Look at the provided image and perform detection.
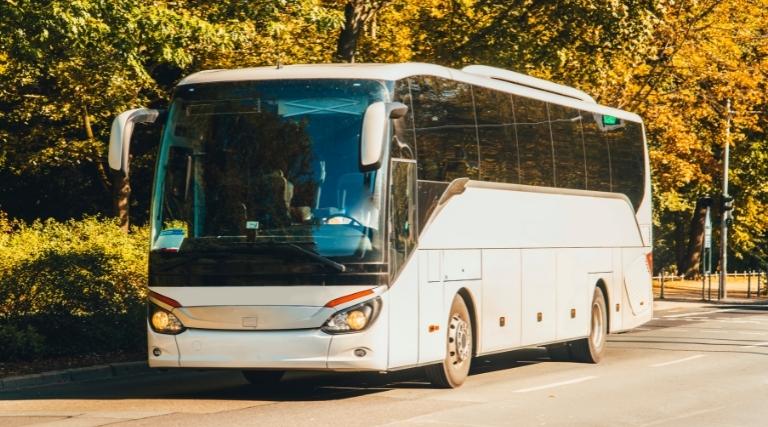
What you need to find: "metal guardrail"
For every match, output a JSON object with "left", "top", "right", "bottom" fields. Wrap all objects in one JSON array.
[{"left": 654, "top": 271, "right": 768, "bottom": 301}]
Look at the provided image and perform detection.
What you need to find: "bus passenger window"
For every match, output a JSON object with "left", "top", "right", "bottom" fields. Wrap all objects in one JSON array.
[
  {"left": 412, "top": 76, "right": 478, "bottom": 182},
  {"left": 610, "top": 121, "right": 645, "bottom": 210},
  {"left": 549, "top": 103, "right": 586, "bottom": 190},
  {"left": 514, "top": 95, "right": 554, "bottom": 187},
  {"left": 474, "top": 86, "right": 519, "bottom": 184}
]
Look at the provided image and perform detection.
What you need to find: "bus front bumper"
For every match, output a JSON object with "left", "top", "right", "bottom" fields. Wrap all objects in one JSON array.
[{"left": 148, "top": 325, "right": 388, "bottom": 372}]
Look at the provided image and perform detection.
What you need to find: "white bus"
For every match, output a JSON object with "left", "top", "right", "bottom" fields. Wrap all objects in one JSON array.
[{"left": 109, "top": 63, "right": 652, "bottom": 388}]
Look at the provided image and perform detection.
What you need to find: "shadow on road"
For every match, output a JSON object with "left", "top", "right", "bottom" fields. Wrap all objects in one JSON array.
[{"left": 0, "top": 349, "right": 549, "bottom": 402}]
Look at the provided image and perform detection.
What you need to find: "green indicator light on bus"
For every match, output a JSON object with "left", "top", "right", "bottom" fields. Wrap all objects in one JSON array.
[{"left": 602, "top": 115, "right": 619, "bottom": 126}]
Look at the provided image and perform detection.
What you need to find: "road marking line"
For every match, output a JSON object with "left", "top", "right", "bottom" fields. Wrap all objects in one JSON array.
[
  {"left": 640, "top": 405, "right": 726, "bottom": 427},
  {"left": 714, "top": 319, "right": 762, "bottom": 324},
  {"left": 739, "top": 331, "right": 765, "bottom": 335},
  {"left": 702, "top": 329, "right": 727, "bottom": 333},
  {"left": 650, "top": 354, "right": 705, "bottom": 368},
  {"left": 741, "top": 341, "right": 768, "bottom": 349},
  {"left": 513, "top": 376, "right": 597, "bottom": 393},
  {"left": 663, "top": 309, "right": 733, "bottom": 318}
]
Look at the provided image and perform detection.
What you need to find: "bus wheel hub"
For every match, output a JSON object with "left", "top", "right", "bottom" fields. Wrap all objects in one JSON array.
[{"left": 448, "top": 314, "right": 470, "bottom": 364}]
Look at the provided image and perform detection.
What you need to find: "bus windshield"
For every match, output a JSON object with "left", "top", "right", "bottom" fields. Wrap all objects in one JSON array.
[{"left": 151, "top": 79, "right": 389, "bottom": 265}]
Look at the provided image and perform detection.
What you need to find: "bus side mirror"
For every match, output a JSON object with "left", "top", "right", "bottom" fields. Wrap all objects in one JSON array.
[
  {"left": 360, "top": 102, "right": 408, "bottom": 171},
  {"left": 108, "top": 108, "right": 161, "bottom": 174}
]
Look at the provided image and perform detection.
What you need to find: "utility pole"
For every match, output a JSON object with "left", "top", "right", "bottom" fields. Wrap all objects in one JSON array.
[{"left": 719, "top": 99, "right": 732, "bottom": 299}]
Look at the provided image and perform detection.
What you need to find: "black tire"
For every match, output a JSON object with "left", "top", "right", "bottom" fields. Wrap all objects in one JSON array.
[
  {"left": 425, "top": 294, "right": 473, "bottom": 388},
  {"left": 570, "top": 287, "right": 608, "bottom": 363},
  {"left": 241, "top": 370, "right": 284, "bottom": 386},
  {"left": 546, "top": 343, "right": 572, "bottom": 361}
]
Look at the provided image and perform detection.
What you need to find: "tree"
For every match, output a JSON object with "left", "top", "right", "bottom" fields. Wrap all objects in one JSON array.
[
  {"left": 334, "top": 0, "right": 390, "bottom": 62},
  {"left": 0, "top": 0, "right": 234, "bottom": 230}
]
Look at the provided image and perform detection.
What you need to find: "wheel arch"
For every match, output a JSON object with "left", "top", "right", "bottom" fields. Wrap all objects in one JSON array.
[
  {"left": 595, "top": 278, "right": 610, "bottom": 333},
  {"left": 456, "top": 287, "right": 479, "bottom": 357}
]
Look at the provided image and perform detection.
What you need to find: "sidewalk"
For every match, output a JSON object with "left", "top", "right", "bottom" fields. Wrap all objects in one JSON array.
[{"left": 0, "top": 361, "right": 151, "bottom": 392}]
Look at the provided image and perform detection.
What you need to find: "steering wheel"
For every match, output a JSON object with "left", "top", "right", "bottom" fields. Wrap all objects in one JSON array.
[{"left": 324, "top": 213, "right": 365, "bottom": 229}]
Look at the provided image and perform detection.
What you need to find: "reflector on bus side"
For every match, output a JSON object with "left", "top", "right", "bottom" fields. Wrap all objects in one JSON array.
[{"left": 646, "top": 252, "right": 653, "bottom": 275}]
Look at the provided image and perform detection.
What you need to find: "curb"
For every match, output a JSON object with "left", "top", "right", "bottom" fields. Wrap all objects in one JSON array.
[
  {"left": 655, "top": 297, "right": 768, "bottom": 306},
  {"left": 0, "top": 361, "right": 153, "bottom": 392}
]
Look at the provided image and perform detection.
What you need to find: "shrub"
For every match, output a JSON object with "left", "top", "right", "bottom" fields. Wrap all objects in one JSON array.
[
  {"left": 0, "top": 324, "right": 45, "bottom": 360},
  {"left": 0, "top": 213, "right": 149, "bottom": 361}
]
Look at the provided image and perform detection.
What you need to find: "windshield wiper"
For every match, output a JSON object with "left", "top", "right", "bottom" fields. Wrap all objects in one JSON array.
[{"left": 284, "top": 243, "right": 346, "bottom": 273}]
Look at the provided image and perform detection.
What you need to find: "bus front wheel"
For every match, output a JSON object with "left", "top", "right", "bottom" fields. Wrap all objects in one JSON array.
[
  {"left": 570, "top": 287, "right": 608, "bottom": 363},
  {"left": 425, "top": 294, "right": 473, "bottom": 388}
]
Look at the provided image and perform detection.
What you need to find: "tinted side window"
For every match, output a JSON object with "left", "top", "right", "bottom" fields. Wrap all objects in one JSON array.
[
  {"left": 390, "top": 160, "right": 417, "bottom": 277},
  {"left": 412, "top": 76, "right": 478, "bottom": 182},
  {"left": 610, "top": 121, "right": 645, "bottom": 210},
  {"left": 474, "top": 86, "right": 520, "bottom": 183},
  {"left": 514, "top": 96, "right": 554, "bottom": 186},
  {"left": 391, "top": 79, "right": 416, "bottom": 160},
  {"left": 417, "top": 180, "right": 448, "bottom": 234},
  {"left": 549, "top": 103, "right": 586, "bottom": 189},
  {"left": 581, "top": 111, "right": 612, "bottom": 192}
]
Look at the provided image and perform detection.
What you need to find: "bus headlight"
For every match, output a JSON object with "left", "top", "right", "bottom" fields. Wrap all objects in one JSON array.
[
  {"left": 322, "top": 297, "right": 381, "bottom": 334},
  {"left": 148, "top": 303, "right": 185, "bottom": 335}
]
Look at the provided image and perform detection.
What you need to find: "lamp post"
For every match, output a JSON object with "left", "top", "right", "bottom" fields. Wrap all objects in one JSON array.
[{"left": 719, "top": 99, "right": 731, "bottom": 299}]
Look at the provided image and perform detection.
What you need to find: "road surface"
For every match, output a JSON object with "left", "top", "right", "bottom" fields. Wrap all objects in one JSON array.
[{"left": 2, "top": 301, "right": 768, "bottom": 427}]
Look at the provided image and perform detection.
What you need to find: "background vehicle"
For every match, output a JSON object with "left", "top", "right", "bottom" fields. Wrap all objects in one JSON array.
[{"left": 108, "top": 63, "right": 652, "bottom": 388}]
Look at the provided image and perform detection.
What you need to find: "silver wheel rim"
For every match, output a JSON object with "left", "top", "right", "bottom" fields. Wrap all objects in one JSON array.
[
  {"left": 448, "top": 314, "right": 471, "bottom": 366},
  {"left": 590, "top": 299, "right": 605, "bottom": 349}
]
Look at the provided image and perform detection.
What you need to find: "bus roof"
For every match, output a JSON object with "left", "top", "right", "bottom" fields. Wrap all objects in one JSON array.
[{"left": 177, "top": 63, "right": 642, "bottom": 123}]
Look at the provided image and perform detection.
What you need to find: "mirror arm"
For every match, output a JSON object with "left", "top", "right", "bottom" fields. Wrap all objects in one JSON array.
[{"left": 387, "top": 102, "right": 408, "bottom": 119}]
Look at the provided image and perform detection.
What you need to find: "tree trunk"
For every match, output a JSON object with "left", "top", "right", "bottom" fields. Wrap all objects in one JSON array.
[
  {"left": 85, "top": 105, "right": 129, "bottom": 232},
  {"left": 677, "top": 198, "right": 709, "bottom": 278},
  {"left": 335, "top": 1, "right": 387, "bottom": 62},
  {"left": 83, "top": 106, "right": 94, "bottom": 140},
  {"left": 84, "top": 106, "right": 114, "bottom": 195}
]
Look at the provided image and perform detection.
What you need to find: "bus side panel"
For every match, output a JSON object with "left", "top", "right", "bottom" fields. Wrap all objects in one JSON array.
[
  {"left": 387, "top": 255, "right": 419, "bottom": 369},
  {"left": 573, "top": 248, "right": 615, "bottom": 332},
  {"left": 480, "top": 249, "right": 522, "bottom": 353},
  {"left": 620, "top": 247, "right": 653, "bottom": 331},
  {"left": 520, "top": 249, "right": 557, "bottom": 346},
  {"left": 419, "top": 186, "right": 642, "bottom": 251},
  {"left": 555, "top": 249, "right": 590, "bottom": 341},
  {"left": 610, "top": 248, "right": 624, "bottom": 332},
  {"left": 418, "top": 250, "right": 446, "bottom": 364}
]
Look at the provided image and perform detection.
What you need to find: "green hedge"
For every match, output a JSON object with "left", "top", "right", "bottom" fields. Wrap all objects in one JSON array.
[{"left": 0, "top": 212, "right": 149, "bottom": 361}]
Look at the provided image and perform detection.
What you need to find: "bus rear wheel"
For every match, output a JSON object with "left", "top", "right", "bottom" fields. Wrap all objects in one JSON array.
[
  {"left": 570, "top": 287, "right": 608, "bottom": 363},
  {"left": 425, "top": 294, "right": 473, "bottom": 388},
  {"left": 241, "top": 370, "right": 284, "bottom": 386}
]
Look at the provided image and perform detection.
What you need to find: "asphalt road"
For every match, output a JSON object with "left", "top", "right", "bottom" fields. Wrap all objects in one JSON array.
[{"left": 2, "top": 300, "right": 768, "bottom": 427}]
